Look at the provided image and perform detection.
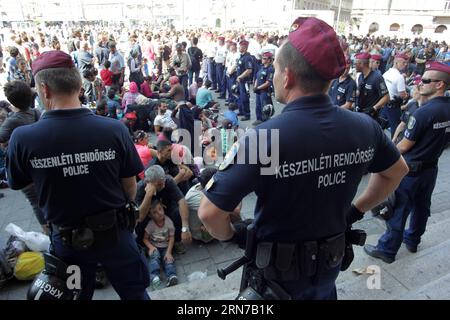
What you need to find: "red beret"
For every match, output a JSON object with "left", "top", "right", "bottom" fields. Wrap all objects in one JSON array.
[
  {"left": 262, "top": 51, "right": 274, "bottom": 59},
  {"left": 425, "top": 61, "right": 450, "bottom": 74},
  {"left": 32, "top": 50, "right": 75, "bottom": 76},
  {"left": 218, "top": 36, "right": 225, "bottom": 41},
  {"left": 370, "top": 54, "right": 382, "bottom": 61},
  {"left": 240, "top": 40, "right": 249, "bottom": 47},
  {"left": 395, "top": 53, "right": 409, "bottom": 60},
  {"left": 288, "top": 17, "right": 345, "bottom": 80},
  {"left": 355, "top": 52, "right": 371, "bottom": 60}
]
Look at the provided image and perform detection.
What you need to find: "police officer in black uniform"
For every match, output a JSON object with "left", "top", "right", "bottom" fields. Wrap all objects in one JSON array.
[
  {"left": 198, "top": 17, "right": 409, "bottom": 300},
  {"left": 6, "top": 51, "right": 150, "bottom": 300},
  {"left": 328, "top": 58, "right": 356, "bottom": 110},
  {"left": 355, "top": 52, "right": 390, "bottom": 120},
  {"left": 365, "top": 61, "right": 450, "bottom": 263},
  {"left": 253, "top": 51, "right": 275, "bottom": 126},
  {"left": 236, "top": 40, "right": 254, "bottom": 122}
]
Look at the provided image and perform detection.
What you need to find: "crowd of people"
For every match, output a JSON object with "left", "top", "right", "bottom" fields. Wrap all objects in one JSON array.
[{"left": 0, "top": 20, "right": 449, "bottom": 299}]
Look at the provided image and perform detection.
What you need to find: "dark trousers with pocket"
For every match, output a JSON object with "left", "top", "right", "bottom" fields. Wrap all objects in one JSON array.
[{"left": 51, "top": 228, "right": 150, "bottom": 300}]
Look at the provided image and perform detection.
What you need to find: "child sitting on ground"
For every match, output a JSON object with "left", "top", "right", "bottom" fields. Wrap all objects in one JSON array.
[{"left": 143, "top": 198, "right": 178, "bottom": 289}]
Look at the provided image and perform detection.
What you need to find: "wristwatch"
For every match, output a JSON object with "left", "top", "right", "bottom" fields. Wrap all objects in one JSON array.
[{"left": 181, "top": 227, "right": 190, "bottom": 233}]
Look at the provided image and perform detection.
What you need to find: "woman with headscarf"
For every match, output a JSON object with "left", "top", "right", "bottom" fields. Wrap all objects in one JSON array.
[{"left": 121, "top": 82, "right": 140, "bottom": 112}]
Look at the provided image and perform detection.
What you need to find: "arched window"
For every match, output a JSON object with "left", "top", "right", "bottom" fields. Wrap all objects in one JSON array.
[
  {"left": 411, "top": 24, "right": 423, "bottom": 34},
  {"left": 369, "top": 22, "right": 379, "bottom": 34},
  {"left": 435, "top": 25, "right": 447, "bottom": 33},
  {"left": 389, "top": 23, "right": 400, "bottom": 31}
]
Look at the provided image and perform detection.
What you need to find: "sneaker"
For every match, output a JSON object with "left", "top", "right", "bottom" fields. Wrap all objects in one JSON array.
[
  {"left": 0, "top": 180, "right": 8, "bottom": 189},
  {"left": 167, "top": 275, "right": 178, "bottom": 287},
  {"left": 151, "top": 276, "right": 161, "bottom": 290},
  {"left": 173, "top": 242, "right": 186, "bottom": 255},
  {"left": 240, "top": 116, "right": 250, "bottom": 121},
  {"left": 252, "top": 120, "right": 263, "bottom": 126}
]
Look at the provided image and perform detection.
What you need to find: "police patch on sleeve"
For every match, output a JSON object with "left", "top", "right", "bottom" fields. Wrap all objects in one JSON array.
[
  {"left": 205, "top": 176, "right": 215, "bottom": 191},
  {"left": 407, "top": 116, "right": 416, "bottom": 130},
  {"left": 219, "top": 142, "right": 240, "bottom": 171},
  {"left": 290, "top": 23, "right": 299, "bottom": 33}
]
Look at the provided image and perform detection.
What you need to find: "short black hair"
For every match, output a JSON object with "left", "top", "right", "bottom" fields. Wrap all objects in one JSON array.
[
  {"left": 9, "top": 47, "right": 19, "bottom": 57},
  {"left": 156, "top": 139, "right": 172, "bottom": 151},
  {"left": 104, "top": 60, "right": 111, "bottom": 69},
  {"left": 3, "top": 81, "right": 33, "bottom": 111},
  {"left": 96, "top": 98, "right": 108, "bottom": 110},
  {"left": 107, "top": 88, "right": 116, "bottom": 99},
  {"left": 196, "top": 77, "right": 203, "bottom": 84},
  {"left": 83, "top": 70, "right": 94, "bottom": 79},
  {"left": 192, "top": 37, "right": 199, "bottom": 45},
  {"left": 204, "top": 79, "right": 212, "bottom": 88},
  {"left": 150, "top": 198, "right": 163, "bottom": 211}
]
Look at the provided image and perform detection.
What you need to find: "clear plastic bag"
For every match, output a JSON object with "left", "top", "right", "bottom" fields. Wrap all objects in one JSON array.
[{"left": 5, "top": 223, "right": 50, "bottom": 252}]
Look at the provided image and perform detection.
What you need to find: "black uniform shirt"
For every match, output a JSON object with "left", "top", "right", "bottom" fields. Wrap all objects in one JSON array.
[
  {"left": 357, "top": 71, "right": 389, "bottom": 111},
  {"left": 404, "top": 96, "right": 450, "bottom": 163},
  {"left": 204, "top": 95, "right": 400, "bottom": 242},
  {"left": 6, "top": 108, "right": 143, "bottom": 226}
]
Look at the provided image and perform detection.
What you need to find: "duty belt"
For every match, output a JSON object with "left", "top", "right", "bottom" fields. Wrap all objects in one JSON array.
[
  {"left": 255, "top": 233, "right": 346, "bottom": 282},
  {"left": 51, "top": 205, "right": 137, "bottom": 251},
  {"left": 407, "top": 160, "right": 438, "bottom": 176}
]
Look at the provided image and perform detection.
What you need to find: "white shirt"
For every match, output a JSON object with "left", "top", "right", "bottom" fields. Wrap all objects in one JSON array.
[
  {"left": 206, "top": 42, "right": 217, "bottom": 58},
  {"left": 383, "top": 68, "right": 406, "bottom": 100},
  {"left": 248, "top": 39, "right": 261, "bottom": 60},
  {"left": 154, "top": 110, "right": 178, "bottom": 130},
  {"left": 215, "top": 44, "right": 227, "bottom": 64},
  {"left": 226, "top": 51, "right": 241, "bottom": 72}
]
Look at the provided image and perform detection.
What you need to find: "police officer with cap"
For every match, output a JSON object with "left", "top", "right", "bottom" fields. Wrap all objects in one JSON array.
[
  {"left": 328, "top": 58, "right": 357, "bottom": 110},
  {"left": 6, "top": 51, "right": 150, "bottom": 300},
  {"left": 370, "top": 54, "right": 383, "bottom": 76},
  {"left": 253, "top": 51, "right": 275, "bottom": 125},
  {"left": 364, "top": 61, "right": 450, "bottom": 263},
  {"left": 355, "top": 52, "right": 390, "bottom": 119},
  {"left": 236, "top": 40, "right": 254, "bottom": 121},
  {"left": 198, "top": 17, "right": 408, "bottom": 300}
]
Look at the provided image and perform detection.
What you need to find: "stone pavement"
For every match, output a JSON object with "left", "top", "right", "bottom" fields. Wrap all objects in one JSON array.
[{"left": 1, "top": 81, "right": 450, "bottom": 299}]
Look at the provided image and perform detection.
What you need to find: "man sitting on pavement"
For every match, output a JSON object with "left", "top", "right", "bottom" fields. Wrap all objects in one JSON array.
[{"left": 136, "top": 165, "right": 192, "bottom": 255}]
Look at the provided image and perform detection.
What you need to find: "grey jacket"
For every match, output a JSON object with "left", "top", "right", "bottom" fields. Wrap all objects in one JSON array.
[{"left": 0, "top": 109, "right": 41, "bottom": 143}]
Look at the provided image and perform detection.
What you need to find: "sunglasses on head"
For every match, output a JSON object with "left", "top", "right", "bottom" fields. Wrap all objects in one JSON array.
[{"left": 421, "top": 78, "right": 443, "bottom": 84}]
